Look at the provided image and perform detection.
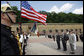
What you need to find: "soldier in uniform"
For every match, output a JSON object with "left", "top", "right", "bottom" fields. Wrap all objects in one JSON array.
[{"left": 1, "top": 4, "right": 20, "bottom": 55}]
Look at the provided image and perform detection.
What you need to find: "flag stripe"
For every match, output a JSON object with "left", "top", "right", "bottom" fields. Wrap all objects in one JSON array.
[
  {"left": 21, "top": 12, "right": 45, "bottom": 21},
  {"left": 22, "top": 7, "right": 47, "bottom": 20},
  {"left": 31, "top": 7, "right": 47, "bottom": 19},
  {"left": 30, "top": 7, "right": 47, "bottom": 19},
  {"left": 21, "top": 14, "right": 46, "bottom": 25},
  {"left": 21, "top": 10, "right": 38, "bottom": 17},
  {"left": 21, "top": 14, "right": 46, "bottom": 22},
  {"left": 21, "top": 7, "right": 36, "bottom": 16},
  {"left": 21, "top": 11, "right": 46, "bottom": 21},
  {"left": 21, "top": 16, "right": 46, "bottom": 25},
  {"left": 21, "top": 7, "right": 46, "bottom": 21}
]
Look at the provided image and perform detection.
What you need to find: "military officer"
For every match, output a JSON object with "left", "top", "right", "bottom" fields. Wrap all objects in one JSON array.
[{"left": 1, "top": 4, "right": 20, "bottom": 55}]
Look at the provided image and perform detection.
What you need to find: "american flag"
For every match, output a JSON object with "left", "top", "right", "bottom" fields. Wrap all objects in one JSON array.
[{"left": 21, "top": 1, "right": 47, "bottom": 25}]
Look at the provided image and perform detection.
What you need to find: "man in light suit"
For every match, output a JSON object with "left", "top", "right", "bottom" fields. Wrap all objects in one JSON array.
[{"left": 68, "top": 30, "right": 76, "bottom": 54}]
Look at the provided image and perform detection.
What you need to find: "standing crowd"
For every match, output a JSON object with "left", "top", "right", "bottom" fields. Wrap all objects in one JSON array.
[{"left": 48, "top": 29, "right": 83, "bottom": 54}]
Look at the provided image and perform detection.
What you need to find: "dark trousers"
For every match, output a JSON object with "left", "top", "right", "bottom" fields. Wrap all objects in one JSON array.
[
  {"left": 23, "top": 45, "right": 26, "bottom": 55},
  {"left": 62, "top": 40, "right": 67, "bottom": 50},
  {"left": 23, "top": 39, "right": 26, "bottom": 55},
  {"left": 76, "top": 35, "right": 79, "bottom": 41},
  {"left": 56, "top": 40, "right": 61, "bottom": 49},
  {"left": 48, "top": 35, "right": 52, "bottom": 38}
]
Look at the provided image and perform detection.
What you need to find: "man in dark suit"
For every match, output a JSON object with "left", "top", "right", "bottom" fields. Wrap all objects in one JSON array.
[
  {"left": 55, "top": 30, "right": 61, "bottom": 50},
  {"left": 75, "top": 29, "right": 79, "bottom": 41},
  {"left": 48, "top": 30, "right": 53, "bottom": 38},
  {"left": 61, "top": 31, "right": 69, "bottom": 51},
  {"left": 80, "top": 32, "right": 83, "bottom": 42}
]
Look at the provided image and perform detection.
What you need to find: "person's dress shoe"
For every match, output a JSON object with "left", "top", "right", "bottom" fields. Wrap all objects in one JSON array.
[
  {"left": 56, "top": 48, "right": 61, "bottom": 50},
  {"left": 70, "top": 51, "right": 75, "bottom": 54},
  {"left": 63, "top": 49, "right": 67, "bottom": 51}
]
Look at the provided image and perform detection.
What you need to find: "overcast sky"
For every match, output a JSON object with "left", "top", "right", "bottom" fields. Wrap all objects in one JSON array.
[{"left": 1, "top": 1, "right": 83, "bottom": 14}]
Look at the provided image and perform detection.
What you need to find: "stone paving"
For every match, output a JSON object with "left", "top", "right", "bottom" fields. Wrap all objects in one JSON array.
[{"left": 25, "top": 36, "right": 83, "bottom": 55}]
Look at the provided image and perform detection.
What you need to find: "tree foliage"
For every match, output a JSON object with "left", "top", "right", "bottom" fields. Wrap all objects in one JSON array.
[{"left": 12, "top": 6, "right": 83, "bottom": 23}]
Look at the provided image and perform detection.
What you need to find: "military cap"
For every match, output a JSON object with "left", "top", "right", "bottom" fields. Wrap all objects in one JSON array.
[{"left": 1, "top": 4, "right": 15, "bottom": 13}]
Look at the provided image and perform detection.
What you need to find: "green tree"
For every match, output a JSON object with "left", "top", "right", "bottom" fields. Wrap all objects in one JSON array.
[{"left": 11, "top": 6, "right": 83, "bottom": 23}]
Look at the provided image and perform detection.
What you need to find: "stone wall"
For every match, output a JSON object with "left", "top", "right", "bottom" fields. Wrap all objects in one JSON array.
[{"left": 11, "top": 23, "right": 83, "bottom": 35}]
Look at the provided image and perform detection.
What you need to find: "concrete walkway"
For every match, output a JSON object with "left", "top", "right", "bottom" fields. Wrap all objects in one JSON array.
[
  {"left": 25, "top": 36, "right": 83, "bottom": 55},
  {"left": 25, "top": 43, "right": 66, "bottom": 55}
]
